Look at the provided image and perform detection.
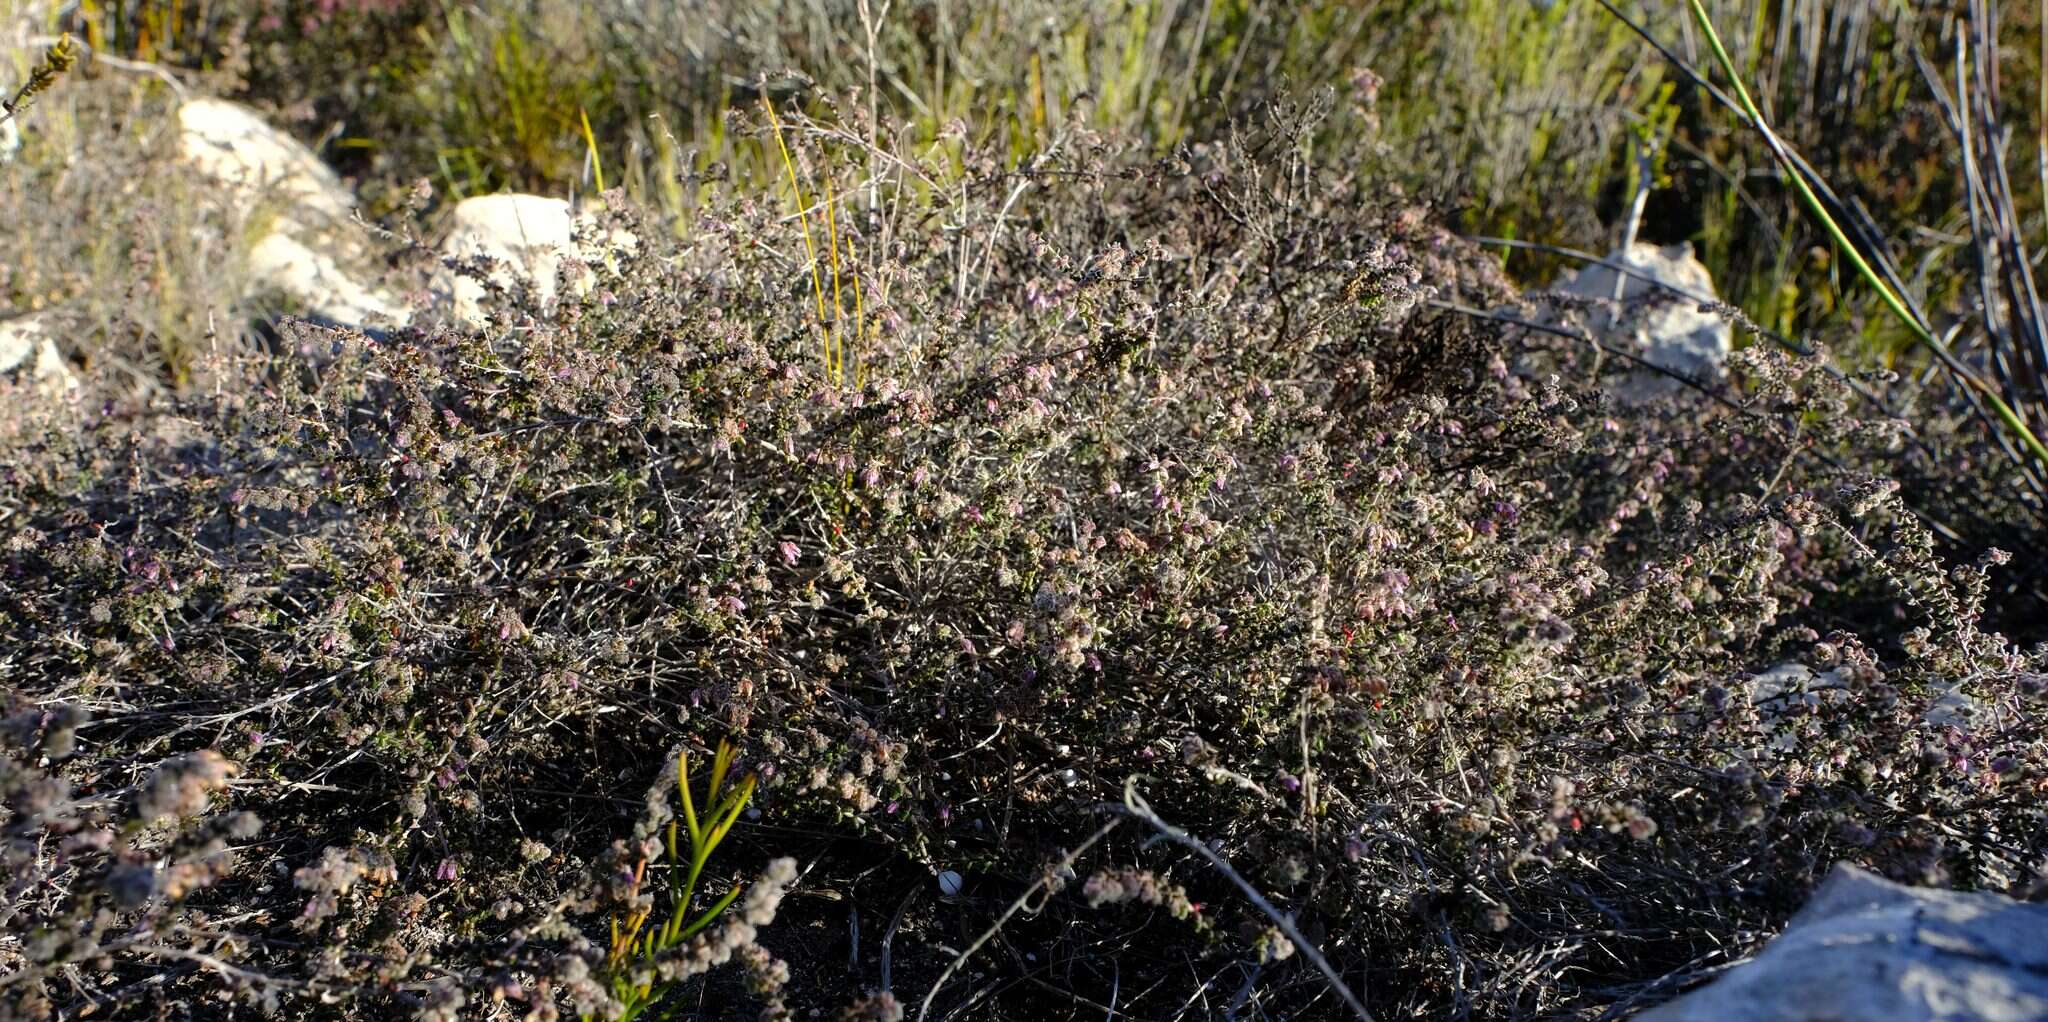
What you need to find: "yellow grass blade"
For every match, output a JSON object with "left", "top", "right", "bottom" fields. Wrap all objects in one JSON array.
[
  {"left": 762, "top": 98, "right": 834, "bottom": 381},
  {"left": 579, "top": 106, "right": 607, "bottom": 193}
]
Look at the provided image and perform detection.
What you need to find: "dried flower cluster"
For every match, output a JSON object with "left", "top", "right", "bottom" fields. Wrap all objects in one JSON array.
[
  {"left": 1083, "top": 867, "right": 1203, "bottom": 925},
  {"left": 1, "top": 34, "right": 77, "bottom": 125}
]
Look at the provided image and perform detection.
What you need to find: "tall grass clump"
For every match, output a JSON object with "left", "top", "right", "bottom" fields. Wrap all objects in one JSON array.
[
  {"left": 5, "top": 96, "right": 2044, "bottom": 1019},
  {"left": 1673, "top": 0, "right": 2048, "bottom": 492},
  {"left": 1594, "top": 0, "right": 2048, "bottom": 631}
]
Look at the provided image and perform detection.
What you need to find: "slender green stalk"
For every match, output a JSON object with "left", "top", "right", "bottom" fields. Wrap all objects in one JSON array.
[
  {"left": 596, "top": 740, "right": 758, "bottom": 1022},
  {"left": 849, "top": 231, "right": 869, "bottom": 390},
  {"left": 824, "top": 168, "right": 847, "bottom": 386}
]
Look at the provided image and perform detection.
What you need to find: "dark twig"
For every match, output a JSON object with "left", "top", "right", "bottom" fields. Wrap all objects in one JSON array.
[
  {"left": 1117, "top": 778, "right": 1374, "bottom": 1022},
  {"left": 917, "top": 817, "right": 1125, "bottom": 1021}
]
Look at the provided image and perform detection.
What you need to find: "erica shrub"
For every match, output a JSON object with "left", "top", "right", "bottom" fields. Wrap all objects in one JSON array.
[{"left": 3, "top": 101, "right": 2042, "bottom": 1019}]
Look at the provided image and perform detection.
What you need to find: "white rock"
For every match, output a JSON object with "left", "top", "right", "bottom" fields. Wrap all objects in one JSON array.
[
  {"left": 1558, "top": 241, "right": 1732, "bottom": 402},
  {"left": 248, "top": 233, "right": 408, "bottom": 330},
  {"left": 176, "top": 99, "right": 405, "bottom": 333},
  {"left": 0, "top": 312, "right": 79, "bottom": 397},
  {"left": 177, "top": 98, "right": 354, "bottom": 227},
  {"left": 436, "top": 193, "right": 636, "bottom": 326},
  {"left": 1638, "top": 863, "right": 2048, "bottom": 1022},
  {"left": 440, "top": 194, "right": 574, "bottom": 319}
]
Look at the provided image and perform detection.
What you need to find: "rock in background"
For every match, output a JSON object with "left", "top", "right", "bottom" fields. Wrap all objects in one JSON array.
[
  {"left": 176, "top": 98, "right": 355, "bottom": 227},
  {"left": 176, "top": 98, "right": 407, "bottom": 332},
  {"left": 10, "top": 92, "right": 624, "bottom": 402},
  {"left": 437, "top": 192, "right": 636, "bottom": 326},
  {"left": 0, "top": 311, "right": 78, "bottom": 396},
  {"left": 1554, "top": 241, "right": 1733, "bottom": 403},
  {"left": 175, "top": 100, "right": 634, "bottom": 336}
]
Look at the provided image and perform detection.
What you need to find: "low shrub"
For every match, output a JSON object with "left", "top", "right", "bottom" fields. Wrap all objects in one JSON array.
[{"left": 3, "top": 103, "right": 2043, "bottom": 1019}]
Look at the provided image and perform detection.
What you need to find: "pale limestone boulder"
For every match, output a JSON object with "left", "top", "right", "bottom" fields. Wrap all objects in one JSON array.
[
  {"left": 176, "top": 98, "right": 406, "bottom": 332},
  {"left": 247, "top": 233, "right": 407, "bottom": 330},
  {"left": 1639, "top": 864, "right": 2048, "bottom": 1022},
  {"left": 436, "top": 193, "right": 635, "bottom": 325},
  {"left": 178, "top": 98, "right": 354, "bottom": 228},
  {"left": 439, "top": 193, "right": 575, "bottom": 323},
  {"left": 0, "top": 312, "right": 79, "bottom": 397},
  {"left": 1558, "top": 241, "right": 1732, "bottom": 402}
]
